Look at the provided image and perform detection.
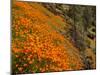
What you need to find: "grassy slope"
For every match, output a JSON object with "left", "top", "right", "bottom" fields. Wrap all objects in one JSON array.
[{"left": 12, "top": 1, "right": 84, "bottom": 73}]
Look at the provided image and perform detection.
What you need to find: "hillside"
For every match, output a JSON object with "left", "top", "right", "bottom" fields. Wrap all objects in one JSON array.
[{"left": 12, "top": 1, "right": 96, "bottom": 74}]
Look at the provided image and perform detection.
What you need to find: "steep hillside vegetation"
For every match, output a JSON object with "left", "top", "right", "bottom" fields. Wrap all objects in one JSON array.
[
  {"left": 42, "top": 3, "right": 96, "bottom": 69},
  {"left": 12, "top": 1, "right": 96, "bottom": 74}
]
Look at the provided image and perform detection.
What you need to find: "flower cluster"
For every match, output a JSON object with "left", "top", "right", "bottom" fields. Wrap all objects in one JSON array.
[{"left": 12, "top": 1, "right": 84, "bottom": 74}]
